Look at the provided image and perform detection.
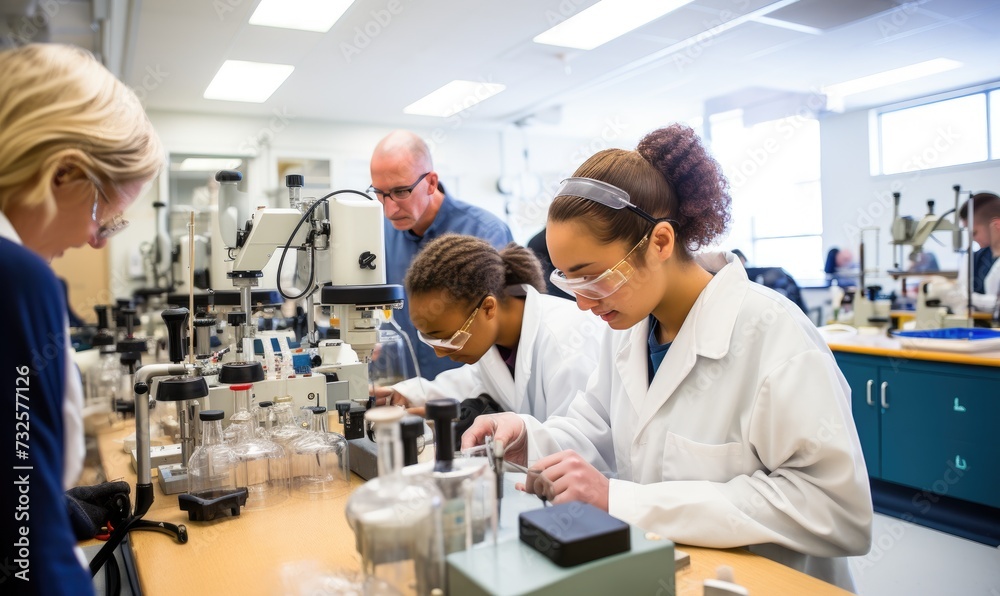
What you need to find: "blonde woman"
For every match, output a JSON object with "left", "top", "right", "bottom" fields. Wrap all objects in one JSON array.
[{"left": 0, "top": 43, "right": 163, "bottom": 595}]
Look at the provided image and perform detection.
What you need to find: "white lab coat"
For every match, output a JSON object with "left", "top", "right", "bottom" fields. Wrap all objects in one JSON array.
[
  {"left": 951, "top": 252, "right": 1000, "bottom": 312},
  {"left": 393, "top": 285, "right": 602, "bottom": 419},
  {"left": 523, "top": 254, "right": 873, "bottom": 591}
]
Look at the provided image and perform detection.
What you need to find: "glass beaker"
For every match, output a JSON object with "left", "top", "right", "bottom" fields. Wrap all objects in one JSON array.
[
  {"left": 187, "top": 409, "right": 237, "bottom": 495},
  {"left": 289, "top": 406, "right": 350, "bottom": 498},
  {"left": 231, "top": 414, "right": 289, "bottom": 509},
  {"left": 346, "top": 407, "right": 445, "bottom": 595},
  {"left": 406, "top": 398, "right": 497, "bottom": 554}
]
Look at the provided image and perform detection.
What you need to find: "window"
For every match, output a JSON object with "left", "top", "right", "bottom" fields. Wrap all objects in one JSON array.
[
  {"left": 872, "top": 83, "right": 999, "bottom": 175},
  {"left": 709, "top": 111, "right": 823, "bottom": 282}
]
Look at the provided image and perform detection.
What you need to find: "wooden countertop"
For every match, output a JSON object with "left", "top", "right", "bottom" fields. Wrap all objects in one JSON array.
[
  {"left": 825, "top": 332, "right": 1000, "bottom": 367},
  {"left": 96, "top": 426, "right": 851, "bottom": 595}
]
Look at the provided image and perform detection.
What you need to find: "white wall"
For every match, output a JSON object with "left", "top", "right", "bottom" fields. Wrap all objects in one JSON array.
[{"left": 820, "top": 109, "right": 1000, "bottom": 289}]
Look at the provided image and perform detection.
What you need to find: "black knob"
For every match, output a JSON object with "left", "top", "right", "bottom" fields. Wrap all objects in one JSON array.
[
  {"left": 95, "top": 305, "right": 110, "bottom": 330},
  {"left": 215, "top": 170, "right": 242, "bottom": 182},
  {"left": 426, "top": 398, "right": 460, "bottom": 466},
  {"left": 161, "top": 308, "right": 190, "bottom": 364},
  {"left": 286, "top": 174, "right": 304, "bottom": 188},
  {"left": 400, "top": 415, "right": 425, "bottom": 466}
]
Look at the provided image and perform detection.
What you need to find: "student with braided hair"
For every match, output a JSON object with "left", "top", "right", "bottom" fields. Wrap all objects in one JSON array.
[
  {"left": 463, "top": 124, "right": 872, "bottom": 591},
  {"left": 373, "top": 233, "right": 601, "bottom": 420}
]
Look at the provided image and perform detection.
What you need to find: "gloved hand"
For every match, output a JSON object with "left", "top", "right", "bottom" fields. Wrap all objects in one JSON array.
[
  {"left": 371, "top": 385, "right": 410, "bottom": 407},
  {"left": 460, "top": 412, "right": 527, "bottom": 466},
  {"left": 65, "top": 481, "right": 131, "bottom": 540},
  {"left": 519, "top": 450, "right": 609, "bottom": 510}
]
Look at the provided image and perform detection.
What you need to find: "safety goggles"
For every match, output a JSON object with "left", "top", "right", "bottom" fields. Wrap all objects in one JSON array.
[
  {"left": 550, "top": 235, "right": 648, "bottom": 299},
  {"left": 548, "top": 177, "right": 676, "bottom": 299},
  {"left": 417, "top": 295, "right": 488, "bottom": 352}
]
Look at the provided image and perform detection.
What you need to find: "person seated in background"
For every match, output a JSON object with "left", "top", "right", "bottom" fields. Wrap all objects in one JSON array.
[
  {"left": 906, "top": 250, "right": 940, "bottom": 273},
  {"left": 373, "top": 234, "right": 601, "bottom": 420},
  {"left": 731, "top": 248, "right": 748, "bottom": 266},
  {"left": 958, "top": 192, "right": 1000, "bottom": 296},
  {"left": 527, "top": 227, "right": 571, "bottom": 299},
  {"left": 952, "top": 193, "right": 1000, "bottom": 313},
  {"left": 824, "top": 247, "right": 859, "bottom": 287}
]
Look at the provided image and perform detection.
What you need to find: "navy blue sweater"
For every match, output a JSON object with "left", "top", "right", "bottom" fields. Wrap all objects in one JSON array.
[{"left": 0, "top": 238, "right": 93, "bottom": 595}]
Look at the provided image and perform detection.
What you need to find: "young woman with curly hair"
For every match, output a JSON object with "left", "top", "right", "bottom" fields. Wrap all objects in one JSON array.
[{"left": 463, "top": 123, "right": 872, "bottom": 591}]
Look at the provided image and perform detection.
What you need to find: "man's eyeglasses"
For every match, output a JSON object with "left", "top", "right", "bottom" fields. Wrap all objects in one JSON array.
[
  {"left": 417, "top": 295, "right": 488, "bottom": 352},
  {"left": 368, "top": 172, "right": 430, "bottom": 202},
  {"left": 90, "top": 181, "right": 129, "bottom": 239}
]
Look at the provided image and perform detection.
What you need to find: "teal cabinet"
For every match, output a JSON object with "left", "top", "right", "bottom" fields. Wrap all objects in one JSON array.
[{"left": 834, "top": 352, "right": 1000, "bottom": 509}]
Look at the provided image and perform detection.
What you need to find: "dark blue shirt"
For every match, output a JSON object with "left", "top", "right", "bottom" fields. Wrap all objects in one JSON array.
[
  {"left": 0, "top": 238, "right": 93, "bottom": 595},
  {"left": 647, "top": 316, "right": 672, "bottom": 384},
  {"left": 973, "top": 247, "right": 997, "bottom": 295},
  {"left": 384, "top": 187, "right": 513, "bottom": 380}
]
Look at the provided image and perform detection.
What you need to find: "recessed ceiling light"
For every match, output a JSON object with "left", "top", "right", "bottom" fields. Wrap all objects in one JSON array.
[
  {"left": 204, "top": 60, "right": 295, "bottom": 103},
  {"left": 822, "top": 58, "right": 963, "bottom": 98},
  {"left": 249, "top": 0, "right": 356, "bottom": 33},
  {"left": 403, "top": 80, "right": 507, "bottom": 118},
  {"left": 533, "top": 0, "right": 696, "bottom": 51}
]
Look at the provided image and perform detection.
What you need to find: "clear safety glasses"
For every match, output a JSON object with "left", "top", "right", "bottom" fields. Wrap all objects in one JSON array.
[
  {"left": 417, "top": 295, "right": 488, "bottom": 352},
  {"left": 547, "top": 177, "right": 676, "bottom": 299},
  {"left": 550, "top": 236, "right": 648, "bottom": 299},
  {"left": 90, "top": 181, "right": 129, "bottom": 239}
]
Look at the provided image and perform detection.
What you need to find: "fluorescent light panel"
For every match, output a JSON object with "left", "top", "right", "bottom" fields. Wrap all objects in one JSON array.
[
  {"left": 403, "top": 80, "right": 506, "bottom": 117},
  {"left": 249, "top": 0, "right": 355, "bottom": 33},
  {"left": 204, "top": 60, "right": 295, "bottom": 103},
  {"left": 822, "top": 58, "right": 963, "bottom": 98},
  {"left": 534, "top": 0, "right": 696, "bottom": 50}
]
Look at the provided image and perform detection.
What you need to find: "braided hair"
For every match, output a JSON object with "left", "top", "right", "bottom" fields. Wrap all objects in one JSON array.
[{"left": 404, "top": 234, "right": 545, "bottom": 306}]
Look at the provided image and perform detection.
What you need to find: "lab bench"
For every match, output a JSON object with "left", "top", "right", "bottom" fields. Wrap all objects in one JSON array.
[
  {"left": 91, "top": 425, "right": 852, "bottom": 595},
  {"left": 828, "top": 336, "right": 1000, "bottom": 545}
]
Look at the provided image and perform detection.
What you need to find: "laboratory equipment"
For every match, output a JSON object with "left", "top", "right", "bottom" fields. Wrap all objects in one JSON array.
[
  {"left": 230, "top": 405, "right": 289, "bottom": 510},
  {"left": 215, "top": 170, "right": 405, "bottom": 405},
  {"left": 289, "top": 406, "right": 350, "bottom": 498},
  {"left": 87, "top": 323, "right": 205, "bottom": 575},
  {"left": 155, "top": 309, "right": 208, "bottom": 495},
  {"left": 224, "top": 382, "right": 255, "bottom": 444},
  {"left": 890, "top": 190, "right": 962, "bottom": 262},
  {"left": 405, "top": 398, "right": 497, "bottom": 555},
  {"left": 179, "top": 408, "right": 249, "bottom": 521},
  {"left": 345, "top": 407, "right": 446, "bottom": 595}
]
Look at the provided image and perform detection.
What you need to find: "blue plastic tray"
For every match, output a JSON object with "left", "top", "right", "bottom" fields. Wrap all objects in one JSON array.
[{"left": 892, "top": 327, "right": 1000, "bottom": 353}]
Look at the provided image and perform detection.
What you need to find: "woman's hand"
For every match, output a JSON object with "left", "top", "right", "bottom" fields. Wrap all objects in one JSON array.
[
  {"left": 459, "top": 413, "right": 527, "bottom": 466},
  {"left": 518, "top": 450, "right": 609, "bottom": 510},
  {"left": 371, "top": 385, "right": 410, "bottom": 407}
]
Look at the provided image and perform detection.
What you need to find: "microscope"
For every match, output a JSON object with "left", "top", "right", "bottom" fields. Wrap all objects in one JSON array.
[
  {"left": 890, "top": 186, "right": 975, "bottom": 329},
  {"left": 207, "top": 171, "right": 403, "bottom": 416}
]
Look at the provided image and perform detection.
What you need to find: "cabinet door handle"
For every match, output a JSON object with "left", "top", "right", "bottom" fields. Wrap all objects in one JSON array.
[
  {"left": 866, "top": 380, "right": 874, "bottom": 406},
  {"left": 880, "top": 381, "right": 889, "bottom": 409}
]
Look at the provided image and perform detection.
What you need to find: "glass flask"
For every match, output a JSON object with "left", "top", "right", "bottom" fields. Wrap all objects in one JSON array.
[
  {"left": 289, "top": 406, "right": 350, "bottom": 498},
  {"left": 187, "top": 409, "right": 238, "bottom": 494},
  {"left": 269, "top": 399, "right": 309, "bottom": 448},
  {"left": 345, "top": 407, "right": 445, "bottom": 595},
  {"left": 224, "top": 383, "right": 255, "bottom": 444},
  {"left": 406, "top": 398, "right": 497, "bottom": 555},
  {"left": 254, "top": 400, "right": 275, "bottom": 437},
  {"left": 369, "top": 312, "right": 410, "bottom": 390},
  {"left": 231, "top": 413, "right": 289, "bottom": 509}
]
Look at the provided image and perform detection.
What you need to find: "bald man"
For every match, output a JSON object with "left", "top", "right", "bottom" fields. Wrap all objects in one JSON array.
[{"left": 369, "top": 130, "right": 513, "bottom": 380}]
